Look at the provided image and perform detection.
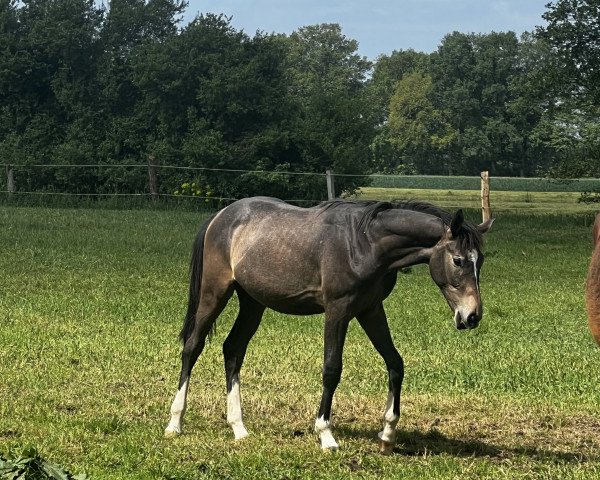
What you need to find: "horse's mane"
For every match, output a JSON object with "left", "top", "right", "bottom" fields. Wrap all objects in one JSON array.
[{"left": 317, "top": 199, "right": 483, "bottom": 251}]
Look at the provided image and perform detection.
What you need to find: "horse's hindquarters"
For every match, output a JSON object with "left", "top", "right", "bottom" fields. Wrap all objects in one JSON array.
[{"left": 587, "top": 247, "right": 600, "bottom": 345}]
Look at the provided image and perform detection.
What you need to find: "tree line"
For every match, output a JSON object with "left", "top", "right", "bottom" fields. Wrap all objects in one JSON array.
[{"left": 0, "top": 0, "right": 598, "bottom": 201}]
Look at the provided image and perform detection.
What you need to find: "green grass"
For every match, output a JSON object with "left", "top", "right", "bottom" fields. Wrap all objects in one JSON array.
[
  {"left": 1, "top": 203, "right": 600, "bottom": 479},
  {"left": 368, "top": 175, "right": 600, "bottom": 192},
  {"left": 354, "top": 187, "right": 600, "bottom": 215}
]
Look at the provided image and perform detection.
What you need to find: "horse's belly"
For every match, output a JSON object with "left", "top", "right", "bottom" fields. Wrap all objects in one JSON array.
[
  {"left": 243, "top": 284, "right": 324, "bottom": 315},
  {"left": 267, "top": 297, "right": 324, "bottom": 316},
  {"left": 233, "top": 268, "right": 324, "bottom": 315}
]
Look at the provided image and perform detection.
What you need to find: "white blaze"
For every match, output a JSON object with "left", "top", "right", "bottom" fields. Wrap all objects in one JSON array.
[{"left": 467, "top": 249, "right": 479, "bottom": 294}]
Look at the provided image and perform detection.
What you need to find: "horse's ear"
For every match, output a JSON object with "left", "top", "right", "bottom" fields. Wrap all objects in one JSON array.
[
  {"left": 450, "top": 209, "right": 464, "bottom": 237},
  {"left": 478, "top": 217, "right": 495, "bottom": 234}
]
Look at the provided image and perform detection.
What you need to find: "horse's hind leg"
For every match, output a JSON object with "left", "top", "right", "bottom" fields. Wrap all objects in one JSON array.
[
  {"left": 223, "top": 289, "right": 265, "bottom": 440},
  {"left": 315, "top": 307, "right": 351, "bottom": 451},
  {"left": 356, "top": 303, "right": 404, "bottom": 455},
  {"left": 165, "top": 277, "right": 235, "bottom": 437}
]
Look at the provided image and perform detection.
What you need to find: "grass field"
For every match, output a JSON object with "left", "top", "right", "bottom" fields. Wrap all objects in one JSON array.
[
  {"left": 1, "top": 201, "right": 600, "bottom": 479},
  {"left": 368, "top": 175, "right": 600, "bottom": 193},
  {"left": 355, "top": 187, "right": 600, "bottom": 215}
]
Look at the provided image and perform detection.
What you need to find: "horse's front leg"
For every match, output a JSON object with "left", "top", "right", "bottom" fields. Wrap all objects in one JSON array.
[
  {"left": 356, "top": 304, "right": 404, "bottom": 455},
  {"left": 315, "top": 312, "right": 351, "bottom": 451}
]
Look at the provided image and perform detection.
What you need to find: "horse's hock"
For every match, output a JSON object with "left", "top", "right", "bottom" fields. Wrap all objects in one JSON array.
[{"left": 586, "top": 213, "right": 600, "bottom": 345}]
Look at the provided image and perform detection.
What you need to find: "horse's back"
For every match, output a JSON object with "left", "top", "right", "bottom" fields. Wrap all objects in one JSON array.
[{"left": 211, "top": 197, "right": 323, "bottom": 254}]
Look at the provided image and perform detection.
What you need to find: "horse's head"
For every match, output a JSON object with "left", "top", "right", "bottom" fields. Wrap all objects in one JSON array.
[{"left": 429, "top": 210, "right": 494, "bottom": 330}]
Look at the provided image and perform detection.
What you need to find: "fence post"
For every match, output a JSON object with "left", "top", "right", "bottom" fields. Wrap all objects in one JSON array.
[
  {"left": 147, "top": 155, "right": 158, "bottom": 199},
  {"left": 6, "top": 164, "right": 15, "bottom": 195},
  {"left": 326, "top": 169, "right": 335, "bottom": 200},
  {"left": 480, "top": 170, "right": 491, "bottom": 223}
]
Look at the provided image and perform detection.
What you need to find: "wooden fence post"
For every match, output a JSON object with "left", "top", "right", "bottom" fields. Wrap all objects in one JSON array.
[
  {"left": 147, "top": 155, "right": 158, "bottom": 199},
  {"left": 480, "top": 170, "right": 491, "bottom": 222},
  {"left": 326, "top": 169, "right": 335, "bottom": 200},
  {"left": 6, "top": 164, "right": 15, "bottom": 194}
]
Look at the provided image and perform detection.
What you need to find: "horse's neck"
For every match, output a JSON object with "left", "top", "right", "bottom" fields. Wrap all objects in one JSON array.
[{"left": 369, "top": 210, "right": 444, "bottom": 270}]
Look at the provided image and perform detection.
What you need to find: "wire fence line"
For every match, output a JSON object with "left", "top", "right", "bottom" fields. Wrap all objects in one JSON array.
[
  {"left": 0, "top": 189, "right": 317, "bottom": 205},
  {"left": 2, "top": 163, "right": 328, "bottom": 176},
  {"left": 0, "top": 163, "right": 331, "bottom": 204},
  {"left": 0, "top": 162, "right": 372, "bottom": 204},
  {"left": 0, "top": 162, "right": 395, "bottom": 178}
]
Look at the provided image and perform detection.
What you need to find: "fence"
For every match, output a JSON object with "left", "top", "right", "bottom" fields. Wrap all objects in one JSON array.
[
  {"left": 0, "top": 163, "right": 346, "bottom": 204},
  {"left": 1, "top": 163, "right": 504, "bottom": 220}
]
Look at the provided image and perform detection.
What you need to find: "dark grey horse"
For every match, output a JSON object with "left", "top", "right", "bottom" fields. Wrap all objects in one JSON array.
[{"left": 165, "top": 197, "right": 493, "bottom": 453}]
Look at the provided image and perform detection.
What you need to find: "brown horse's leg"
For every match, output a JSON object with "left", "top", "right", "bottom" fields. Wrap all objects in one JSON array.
[
  {"left": 222, "top": 289, "right": 265, "bottom": 440},
  {"left": 315, "top": 307, "right": 351, "bottom": 451},
  {"left": 165, "top": 275, "right": 235, "bottom": 437},
  {"left": 356, "top": 303, "right": 404, "bottom": 455},
  {"left": 587, "top": 213, "right": 600, "bottom": 345}
]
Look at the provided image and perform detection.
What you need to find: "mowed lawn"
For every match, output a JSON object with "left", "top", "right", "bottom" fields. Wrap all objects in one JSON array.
[{"left": 1, "top": 201, "right": 600, "bottom": 479}]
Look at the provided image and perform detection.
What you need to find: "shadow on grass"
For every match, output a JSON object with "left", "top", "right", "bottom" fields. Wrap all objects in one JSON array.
[{"left": 335, "top": 425, "right": 596, "bottom": 463}]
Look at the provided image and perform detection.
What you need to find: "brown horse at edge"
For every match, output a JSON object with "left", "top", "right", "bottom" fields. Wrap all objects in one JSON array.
[{"left": 587, "top": 213, "right": 600, "bottom": 344}]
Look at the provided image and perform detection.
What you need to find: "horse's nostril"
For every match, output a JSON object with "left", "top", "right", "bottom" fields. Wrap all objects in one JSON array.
[{"left": 466, "top": 313, "right": 479, "bottom": 328}]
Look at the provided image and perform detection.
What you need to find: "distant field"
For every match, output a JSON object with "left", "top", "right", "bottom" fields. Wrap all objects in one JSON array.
[
  {"left": 368, "top": 175, "right": 600, "bottom": 193},
  {"left": 354, "top": 187, "right": 600, "bottom": 216},
  {"left": 1, "top": 205, "right": 600, "bottom": 479}
]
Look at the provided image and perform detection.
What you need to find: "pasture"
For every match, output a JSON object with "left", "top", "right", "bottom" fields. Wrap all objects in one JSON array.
[
  {"left": 1, "top": 200, "right": 600, "bottom": 479},
  {"left": 355, "top": 187, "right": 600, "bottom": 215}
]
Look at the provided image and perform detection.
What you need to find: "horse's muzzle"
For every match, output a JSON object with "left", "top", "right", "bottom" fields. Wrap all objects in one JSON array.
[{"left": 454, "top": 310, "right": 480, "bottom": 330}]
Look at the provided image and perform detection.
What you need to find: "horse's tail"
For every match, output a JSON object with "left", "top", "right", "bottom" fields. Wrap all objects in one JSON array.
[{"left": 179, "top": 213, "right": 217, "bottom": 344}]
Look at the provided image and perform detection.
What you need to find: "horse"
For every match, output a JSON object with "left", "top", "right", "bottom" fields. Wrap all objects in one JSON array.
[
  {"left": 587, "top": 213, "right": 600, "bottom": 345},
  {"left": 164, "top": 197, "right": 494, "bottom": 454}
]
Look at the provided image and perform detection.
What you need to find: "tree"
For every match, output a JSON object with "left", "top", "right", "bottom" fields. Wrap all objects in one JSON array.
[
  {"left": 284, "top": 23, "right": 375, "bottom": 196},
  {"left": 536, "top": 0, "right": 600, "bottom": 178},
  {"left": 0, "top": 0, "right": 106, "bottom": 192},
  {"left": 539, "top": 0, "right": 600, "bottom": 106},
  {"left": 428, "top": 31, "right": 528, "bottom": 176},
  {"left": 507, "top": 33, "right": 563, "bottom": 176},
  {"left": 387, "top": 72, "right": 456, "bottom": 174},
  {"left": 131, "top": 13, "right": 302, "bottom": 200},
  {"left": 368, "top": 49, "right": 429, "bottom": 124},
  {"left": 94, "top": 0, "right": 187, "bottom": 193}
]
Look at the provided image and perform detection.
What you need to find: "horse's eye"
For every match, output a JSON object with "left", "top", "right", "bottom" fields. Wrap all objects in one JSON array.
[{"left": 453, "top": 256, "right": 463, "bottom": 267}]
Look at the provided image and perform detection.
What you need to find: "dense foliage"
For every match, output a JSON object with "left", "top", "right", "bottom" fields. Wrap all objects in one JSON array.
[
  {"left": 536, "top": 0, "right": 600, "bottom": 178},
  {"left": 0, "top": 0, "right": 598, "bottom": 200}
]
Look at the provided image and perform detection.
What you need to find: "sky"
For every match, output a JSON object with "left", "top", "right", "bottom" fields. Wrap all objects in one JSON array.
[{"left": 182, "top": 0, "right": 550, "bottom": 60}]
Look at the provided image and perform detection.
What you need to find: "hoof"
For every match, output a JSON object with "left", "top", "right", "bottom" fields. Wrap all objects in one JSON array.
[
  {"left": 378, "top": 438, "right": 395, "bottom": 455},
  {"left": 377, "top": 431, "right": 395, "bottom": 455},
  {"left": 231, "top": 423, "right": 249, "bottom": 440},
  {"left": 322, "top": 444, "right": 339, "bottom": 453},
  {"left": 318, "top": 431, "right": 339, "bottom": 452},
  {"left": 164, "top": 427, "right": 181, "bottom": 439},
  {"left": 233, "top": 431, "right": 249, "bottom": 441}
]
